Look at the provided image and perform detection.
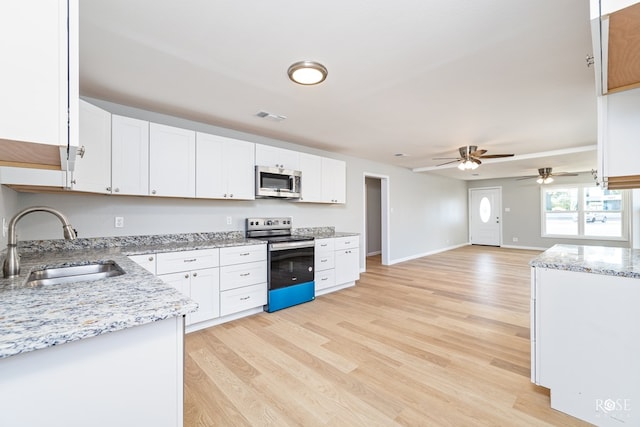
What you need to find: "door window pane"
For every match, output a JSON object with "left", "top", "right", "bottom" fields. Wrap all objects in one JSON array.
[{"left": 479, "top": 197, "right": 491, "bottom": 223}]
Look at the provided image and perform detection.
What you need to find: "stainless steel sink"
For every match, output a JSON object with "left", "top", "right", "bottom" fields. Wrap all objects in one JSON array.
[{"left": 26, "top": 261, "right": 125, "bottom": 286}]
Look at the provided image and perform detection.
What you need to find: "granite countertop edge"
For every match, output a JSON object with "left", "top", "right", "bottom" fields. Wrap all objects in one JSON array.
[{"left": 529, "top": 244, "right": 640, "bottom": 279}]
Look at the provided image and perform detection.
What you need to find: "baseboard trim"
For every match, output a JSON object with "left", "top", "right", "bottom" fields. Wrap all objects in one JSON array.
[
  {"left": 500, "top": 244, "right": 548, "bottom": 251},
  {"left": 388, "top": 242, "right": 470, "bottom": 265}
]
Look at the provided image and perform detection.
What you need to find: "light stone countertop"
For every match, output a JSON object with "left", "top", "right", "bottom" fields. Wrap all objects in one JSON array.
[
  {"left": 529, "top": 244, "right": 640, "bottom": 279},
  {"left": 0, "top": 232, "right": 265, "bottom": 359}
]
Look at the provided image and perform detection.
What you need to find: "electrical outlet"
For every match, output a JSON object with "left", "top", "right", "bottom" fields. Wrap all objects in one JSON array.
[
  {"left": 512, "top": 237, "right": 519, "bottom": 242},
  {"left": 226, "top": 216, "right": 232, "bottom": 225},
  {"left": 114, "top": 216, "right": 124, "bottom": 228}
]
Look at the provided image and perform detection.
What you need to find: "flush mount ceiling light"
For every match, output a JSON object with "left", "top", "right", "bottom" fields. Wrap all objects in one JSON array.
[{"left": 287, "top": 61, "right": 328, "bottom": 85}]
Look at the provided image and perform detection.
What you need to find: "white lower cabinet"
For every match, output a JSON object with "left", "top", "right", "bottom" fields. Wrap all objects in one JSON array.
[
  {"left": 156, "top": 249, "right": 220, "bottom": 327},
  {"left": 219, "top": 245, "right": 267, "bottom": 317},
  {"left": 334, "top": 236, "right": 360, "bottom": 285},
  {"left": 314, "top": 236, "right": 359, "bottom": 296},
  {"left": 130, "top": 244, "right": 267, "bottom": 331}
]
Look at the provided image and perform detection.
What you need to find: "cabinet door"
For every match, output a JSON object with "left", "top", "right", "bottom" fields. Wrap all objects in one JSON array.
[
  {"left": 72, "top": 100, "right": 111, "bottom": 193},
  {"left": 255, "top": 144, "right": 299, "bottom": 170},
  {"left": 0, "top": 0, "right": 74, "bottom": 158},
  {"left": 189, "top": 267, "right": 220, "bottom": 323},
  {"left": 224, "top": 139, "right": 255, "bottom": 200},
  {"left": 149, "top": 123, "right": 196, "bottom": 198},
  {"left": 111, "top": 115, "right": 149, "bottom": 195},
  {"left": 335, "top": 247, "right": 360, "bottom": 285},
  {"left": 298, "top": 153, "right": 322, "bottom": 203},
  {"left": 601, "top": 88, "right": 640, "bottom": 181},
  {"left": 196, "top": 133, "right": 255, "bottom": 200},
  {"left": 321, "top": 158, "right": 346, "bottom": 203},
  {"left": 195, "top": 132, "right": 225, "bottom": 198}
]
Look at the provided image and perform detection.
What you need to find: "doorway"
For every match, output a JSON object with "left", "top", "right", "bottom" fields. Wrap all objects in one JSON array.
[
  {"left": 363, "top": 173, "right": 390, "bottom": 267},
  {"left": 469, "top": 187, "right": 502, "bottom": 246}
]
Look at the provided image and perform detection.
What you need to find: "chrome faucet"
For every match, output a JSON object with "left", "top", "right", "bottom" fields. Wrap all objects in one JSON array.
[{"left": 2, "top": 206, "right": 77, "bottom": 278}]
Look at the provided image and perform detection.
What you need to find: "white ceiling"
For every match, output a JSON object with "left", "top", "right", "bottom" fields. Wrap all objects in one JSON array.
[{"left": 79, "top": 0, "right": 598, "bottom": 181}]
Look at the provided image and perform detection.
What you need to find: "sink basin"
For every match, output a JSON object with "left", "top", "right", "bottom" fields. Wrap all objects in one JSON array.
[{"left": 26, "top": 261, "right": 125, "bottom": 286}]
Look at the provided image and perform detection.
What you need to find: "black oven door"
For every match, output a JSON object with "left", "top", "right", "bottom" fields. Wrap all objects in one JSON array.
[{"left": 268, "top": 241, "right": 314, "bottom": 290}]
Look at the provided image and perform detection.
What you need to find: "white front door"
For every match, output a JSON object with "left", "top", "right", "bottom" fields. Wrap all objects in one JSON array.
[{"left": 469, "top": 187, "right": 502, "bottom": 246}]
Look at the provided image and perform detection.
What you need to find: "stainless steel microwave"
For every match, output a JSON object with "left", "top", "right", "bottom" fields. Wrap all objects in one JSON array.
[{"left": 255, "top": 166, "right": 301, "bottom": 199}]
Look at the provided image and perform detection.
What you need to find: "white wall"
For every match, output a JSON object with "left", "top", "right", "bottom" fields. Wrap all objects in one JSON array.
[
  {"left": 0, "top": 186, "right": 18, "bottom": 248},
  {"left": 467, "top": 172, "right": 632, "bottom": 249},
  {"left": 8, "top": 98, "right": 469, "bottom": 267}
]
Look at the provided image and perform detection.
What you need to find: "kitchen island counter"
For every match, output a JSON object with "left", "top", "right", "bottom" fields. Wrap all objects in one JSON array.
[{"left": 529, "top": 243, "right": 640, "bottom": 278}]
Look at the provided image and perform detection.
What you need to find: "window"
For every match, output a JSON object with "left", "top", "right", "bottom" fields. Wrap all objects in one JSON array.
[{"left": 541, "top": 185, "right": 627, "bottom": 240}]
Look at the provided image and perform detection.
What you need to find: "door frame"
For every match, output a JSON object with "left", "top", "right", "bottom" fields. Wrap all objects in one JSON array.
[
  {"left": 468, "top": 186, "right": 503, "bottom": 246},
  {"left": 362, "top": 173, "right": 390, "bottom": 267}
]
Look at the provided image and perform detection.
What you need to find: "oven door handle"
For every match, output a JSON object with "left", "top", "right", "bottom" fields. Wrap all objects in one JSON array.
[{"left": 269, "top": 240, "right": 315, "bottom": 251}]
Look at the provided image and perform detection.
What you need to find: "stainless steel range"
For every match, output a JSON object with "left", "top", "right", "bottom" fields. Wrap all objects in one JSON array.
[{"left": 246, "top": 217, "right": 315, "bottom": 312}]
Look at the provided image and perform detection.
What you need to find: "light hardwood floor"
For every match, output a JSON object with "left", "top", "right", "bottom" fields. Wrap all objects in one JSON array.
[{"left": 184, "top": 245, "right": 590, "bottom": 426}]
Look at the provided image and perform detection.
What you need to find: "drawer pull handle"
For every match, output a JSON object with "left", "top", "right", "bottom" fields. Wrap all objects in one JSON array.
[
  {"left": 148, "top": 256, "right": 154, "bottom": 262},
  {"left": 240, "top": 296, "right": 251, "bottom": 301},
  {"left": 240, "top": 252, "right": 250, "bottom": 256},
  {"left": 321, "top": 277, "right": 328, "bottom": 281},
  {"left": 192, "top": 272, "right": 198, "bottom": 277},
  {"left": 184, "top": 274, "right": 189, "bottom": 279},
  {"left": 183, "top": 259, "right": 197, "bottom": 263},
  {"left": 240, "top": 273, "right": 250, "bottom": 277},
  {"left": 321, "top": 259, "right": 327, "bottom": 263}
]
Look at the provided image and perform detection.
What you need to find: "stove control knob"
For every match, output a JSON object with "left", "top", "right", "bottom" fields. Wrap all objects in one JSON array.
[{"left": 266, "top": 220, "right": 272, "bottom": 226}]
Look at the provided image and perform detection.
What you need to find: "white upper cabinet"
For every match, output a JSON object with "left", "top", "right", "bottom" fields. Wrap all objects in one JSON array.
[
  {"left": 255, "top": 144, "right": 300, "bottom": 170},
  {"left": 196, "top": 132, "right": 255, "bottom": 200},
  {"left": 0, "top": 0, "right": 78, "bottom": 169},
  {"left": 298, "top": 154, "right": 346, "bottom": 204},
  {"left": 598, "top": 88, "right": 640, "bottom": 188},
  {"left": 72, "top": 100, "right": 111, "bottom": 194},
  {"left": 298, "top": 153, "right": 323, "bottom": 203},
  {"left": 149, "top": 123, "right": 196, "bottom": 198},
  {"left": 111, "top": 115, "right": 149, "bottom": 196},
  {"left": 321, "top": 157, "right": 347, "bottom": 204}
]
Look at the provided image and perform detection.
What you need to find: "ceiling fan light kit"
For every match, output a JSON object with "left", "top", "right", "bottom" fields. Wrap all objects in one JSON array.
[
  {"left": 517, "top": 167, "right": 578, "bottom": 183},
  {"left": 434, "top": 145, "right": 515, "bottom": 170}
]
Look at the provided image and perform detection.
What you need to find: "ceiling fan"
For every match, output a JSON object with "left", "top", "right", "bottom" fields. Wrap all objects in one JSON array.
[
  {"left": 516, "top": 167, "right": 578, "bottom": 184},
  {"left": 433, "top": 145, "right": 515, "bottom": 170}
]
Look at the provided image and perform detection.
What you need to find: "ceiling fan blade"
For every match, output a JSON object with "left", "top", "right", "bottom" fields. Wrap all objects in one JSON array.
[
  {"left": 432, "top": 157, "right": 461, "bottom": 160},
  {"left": 472, "top": 158, "right": 481, "bottom": 165},
  {"left": 469, "top": 149, "right": 487, "bottom": 157},
  {"left": 435, "top": 159, "right": 461, "bottom": 166},
  {"left": 553, "top": 172, "right": 579, "bottom": 177},
  {"left": 477, "top": 153, "right": 515, "bottom": 159},
  {"left": 515, "top": 175, "right": 539, "bottom": 180}
]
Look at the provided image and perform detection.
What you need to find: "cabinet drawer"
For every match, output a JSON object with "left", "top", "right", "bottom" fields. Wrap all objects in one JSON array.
[
  {"left": 219, "top": 244, "right": 266, "bottom": 266},
  {"left": 220, "top": 261, "right": 267, "bottom": 291},
  {"left": 315, "top": 238, "right": 335, "bottom": 252},
  {"left": 220, "top": 283, "right": 267, "bottom": 316},
  {"left": 315, "top": 252, "right": 335, "bottom": 271},
  {"left": 128, "top": 253, "right": 157, "bottom": 275},
  {"left": 156, "top": 248, "right": 219, "bottom": 274},
  {"left": 334, "top": 236, "right": 358, "bottom": 249},
  {"left": 315, "top": 269, "right": 336, "bottom": 292}
]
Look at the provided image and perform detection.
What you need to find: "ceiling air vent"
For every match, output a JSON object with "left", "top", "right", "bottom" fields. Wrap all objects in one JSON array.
[{"left": 255, "top": 111, "right": 287, "bottom": 122}]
